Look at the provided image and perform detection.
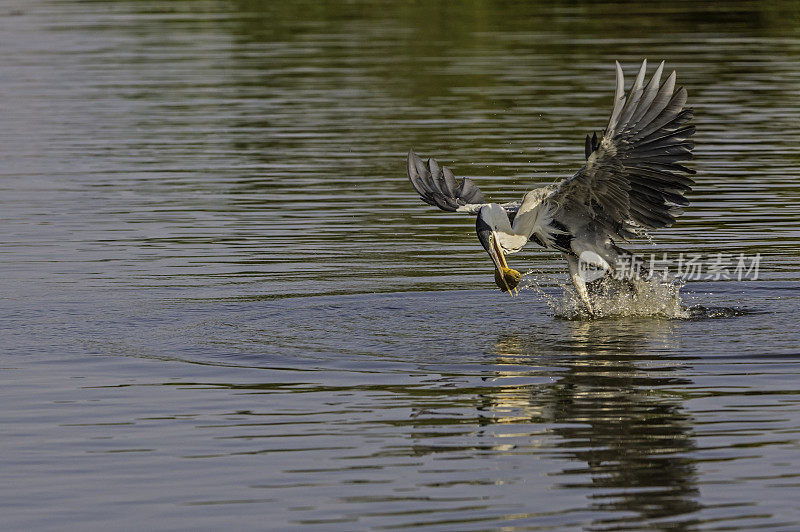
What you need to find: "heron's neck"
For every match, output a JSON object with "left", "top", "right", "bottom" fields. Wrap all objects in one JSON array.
[{"left": 511, "top": 190, "right": 553, "bottom": 238}]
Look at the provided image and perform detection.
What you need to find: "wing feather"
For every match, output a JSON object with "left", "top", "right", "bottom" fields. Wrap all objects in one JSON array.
[
  {"left": 441, "top": 166, "right": 460, "bottom": 197},
  {"left": 407, "top": 150, "right": 488, "bottom": 214},
  {"left": 629, "top": 60, "right": 664, "bottom": 127},
  {"left": 606, "top": 61, "right": 627, "bottom": 135},
  {"left": 615, "top": 59, "right": 647, "bottom": 130},
  {"left": 548, "top": 60, "right": 695, "bottom": 233}
]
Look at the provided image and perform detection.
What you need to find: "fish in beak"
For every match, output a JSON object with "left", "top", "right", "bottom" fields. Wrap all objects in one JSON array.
[{"left": 477, "top": 214, "right": 522, "bottom": 295}]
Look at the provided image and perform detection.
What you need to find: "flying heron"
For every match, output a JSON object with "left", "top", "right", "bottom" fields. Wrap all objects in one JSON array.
[{"left": 406, "top": 59, "right": 695, "bottom": 314}]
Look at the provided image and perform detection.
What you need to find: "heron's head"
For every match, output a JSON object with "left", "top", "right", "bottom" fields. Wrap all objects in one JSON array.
[{"left": 476, "top": 205, "right": 523, "bottom": 295}]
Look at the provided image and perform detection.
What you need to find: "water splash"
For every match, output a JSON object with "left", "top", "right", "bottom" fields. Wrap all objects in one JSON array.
[{"left": 520, "top": 271, "right": 688, "bottom": 320}]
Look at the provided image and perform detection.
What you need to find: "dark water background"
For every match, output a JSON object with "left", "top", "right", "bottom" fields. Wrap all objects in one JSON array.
[{"left": 3, "top": 1, "right": 800, "bottom": 530}]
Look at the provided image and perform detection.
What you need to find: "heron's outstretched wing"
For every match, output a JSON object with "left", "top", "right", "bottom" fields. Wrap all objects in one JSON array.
[
  {"left": 407, "top": 150, "right": 500, "bottom": 215},
  {"left": 548, "top": 59, "right": 695, "bottom": 235}
]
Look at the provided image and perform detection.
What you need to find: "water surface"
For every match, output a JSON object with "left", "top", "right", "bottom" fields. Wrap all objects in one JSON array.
[{"left": 3, "top": 1, "right": 800, "bottom": 530}]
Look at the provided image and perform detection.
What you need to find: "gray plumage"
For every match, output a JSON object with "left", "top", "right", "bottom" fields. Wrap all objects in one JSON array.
[
  {"left": 407, "top": 152, "right": 485, "bottom": 211},
  {"left": 405, "top": 60, "right": 695, "bottom": 312}
]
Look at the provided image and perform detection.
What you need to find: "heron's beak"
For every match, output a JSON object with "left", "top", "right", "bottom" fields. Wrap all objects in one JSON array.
[{"left": 488, "top": 233, "right": 521, "bottom": 296}]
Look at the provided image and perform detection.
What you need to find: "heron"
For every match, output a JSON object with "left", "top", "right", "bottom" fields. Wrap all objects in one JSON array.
[{"left": 406, "top": 59, "right": 695, "bottom": 314}]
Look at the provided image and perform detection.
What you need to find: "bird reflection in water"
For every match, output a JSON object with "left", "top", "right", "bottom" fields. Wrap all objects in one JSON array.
[{"left": 486, "top": 319, "right": 701, "bottom": 527}]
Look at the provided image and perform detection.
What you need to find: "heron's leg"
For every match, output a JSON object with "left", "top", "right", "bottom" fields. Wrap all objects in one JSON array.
[{"left": 567, "top": 255, "right": 594, "bottom": 315}]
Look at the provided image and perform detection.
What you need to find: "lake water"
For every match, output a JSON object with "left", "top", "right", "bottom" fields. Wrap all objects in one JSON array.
[{"left": 3, "top": 1, "right": 800, "bottom": 530}]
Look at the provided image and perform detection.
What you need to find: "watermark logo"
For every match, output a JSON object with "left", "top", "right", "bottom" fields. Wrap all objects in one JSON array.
[
  {"left": 577, "top": 252, "right": 761, "bottom": 282},
  {"left": 577, "top": 251, "right": 609, "bottom": 282}
]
